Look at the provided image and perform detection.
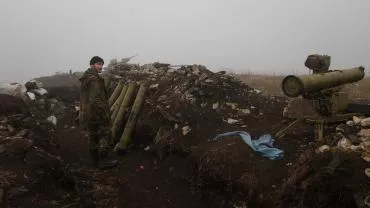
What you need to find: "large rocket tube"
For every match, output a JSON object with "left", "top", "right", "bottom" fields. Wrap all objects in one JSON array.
[{"left": 282, "top": 66, "right": 365, "bottom": 97}]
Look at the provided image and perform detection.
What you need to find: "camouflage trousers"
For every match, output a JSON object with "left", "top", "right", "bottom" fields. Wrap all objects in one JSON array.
[{"left": 86, "top": 123, "right": 112, "bottom": 153}]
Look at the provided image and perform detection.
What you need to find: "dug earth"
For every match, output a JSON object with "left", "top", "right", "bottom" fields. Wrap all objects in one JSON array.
[{"left": 0, "top": 63, "right": 369, "bottom": 208}]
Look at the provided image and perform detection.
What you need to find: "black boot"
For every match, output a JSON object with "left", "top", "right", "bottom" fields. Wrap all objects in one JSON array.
[
  {"left": 90, "top": 149, "right": 118, "bottom": 169},
  {"left": 98, "top": 152, "right": 118, "bottom": 170},
  {"left": 89, "top": 149, "right": 100, "bottom": 168}
]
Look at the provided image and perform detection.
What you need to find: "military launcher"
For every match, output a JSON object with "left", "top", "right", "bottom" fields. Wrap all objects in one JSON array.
[{"left": 276, "top": 54, "right": 366, "bottom": 140}]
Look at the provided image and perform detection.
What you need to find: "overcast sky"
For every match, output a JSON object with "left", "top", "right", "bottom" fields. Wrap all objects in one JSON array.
[{"left": 0, "top": 0, "right": 369, "bottom": 83}]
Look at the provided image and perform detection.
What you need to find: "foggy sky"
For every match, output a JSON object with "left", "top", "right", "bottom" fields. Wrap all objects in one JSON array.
[{"left": 1, "top": 0, "right": 369, "bottom": 83}]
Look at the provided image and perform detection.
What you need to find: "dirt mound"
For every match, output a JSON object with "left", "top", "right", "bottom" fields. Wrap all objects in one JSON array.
[
  {"left": 34, "top": 63, "right": 290, "bottom": 207},
  {"left": 36, "top": 73, "right": 79, "bottom": 88},
  {"left": 0, "top": 91, "right": 78, "bottom": 207},
  {"left": 0, "top": 94, "right": 28, "bottom": 116},
  {"left": 16, "top": 62, "right": 369, "bottom": 207},
  {"left": 276, "top": 150, "right": 370, "bottom": 208},
  {"left": 117, "top": 152, "right": 232, "bottom": 208},
  {"left": 46, "top": 86, "right": 80, "bottom": 104},
  {"left": 102, "top": 63, "right": 313, "bottom": 206},
  {"left": 109, "top": 64, "right": 285, "bottom": 143}
]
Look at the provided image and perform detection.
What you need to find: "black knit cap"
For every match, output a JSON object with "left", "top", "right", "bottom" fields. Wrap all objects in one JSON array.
[{"left": 89, "top": 56, "right": 104, "bottom": 65}]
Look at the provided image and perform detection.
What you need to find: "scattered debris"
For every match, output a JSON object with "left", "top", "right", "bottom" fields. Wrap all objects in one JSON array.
[
  {"left": 0, "top": 83, "right": 27, "bottom": 99},
  {"left": 149, "top": 83, "right": 159, "bottom": 89},
  {"left": 26, "top": 92, "right": 36, "bottom": 100},
  {"left": 358, "top": 129, "right": 370, "bottom": 138},
  {"left": 353, "top": 116, "right": 364, "bottom": 125},
  {"left": 31, "top": 88, "right": 48, "bottom": 96},
  {"left": 226, "top": 118, "right": 240, "bottom": 124},
  {"left": 365, "top": 168, "right": 370, "bottom": 178},
  {"left": 361, "top": 117, "right": 370, "bottom": 127},
  {"left": 212, "top": 102, "right": 219, "bottom": 109},
  {"left": 47, "top": 115, "right": 57, "bottom": 126},
  {"left": 181, "top": 126, "right": 191, "bottom": 136},
  {"left": 363, "top": 155, "right": 370, "bottom": 162},
  {"left": 317, "top": 145, "right": 330, "bottom": 153},
  {"left": 337, "top": 137, "right": 353, "bottom": 151},
  {"left": 25, "top": 80, "right": 43, "bottom": 90}
]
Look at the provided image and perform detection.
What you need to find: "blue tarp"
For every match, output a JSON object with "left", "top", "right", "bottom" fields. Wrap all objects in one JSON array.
[{"left": 212, "top": 131, "right": 284, "bottom": 160}]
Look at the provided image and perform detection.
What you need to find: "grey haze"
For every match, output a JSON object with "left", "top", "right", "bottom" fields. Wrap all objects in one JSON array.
[{"left": 0, "top": 0, "right": 369, "bottom": 83}]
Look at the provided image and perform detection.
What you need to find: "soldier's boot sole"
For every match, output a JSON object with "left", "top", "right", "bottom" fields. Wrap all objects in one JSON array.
[{"left": 98, "top": 160, "right": 118, "bottom": 170}]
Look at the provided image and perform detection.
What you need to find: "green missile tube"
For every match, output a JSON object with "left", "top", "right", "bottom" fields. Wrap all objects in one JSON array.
[
  {"left": 108, "top": 81, "right": 123, "bottom": 106},
  {"left": 110, "top": 85, "right": 128, "bottom": 124},
  {"left": 282, "top": 66, "right": 365, "bottom": 97},
  {"left": 111, "top": 83, "right": 138, "bottom": 139},
  {"left": 110, "top": 84, "right": 128, "bottom": 113},
  {"left": 111, "top": 83, "right": 137, "bottom": 123},
  {"left": 116, "top": 83, "right": 147, "bottom": 151}
]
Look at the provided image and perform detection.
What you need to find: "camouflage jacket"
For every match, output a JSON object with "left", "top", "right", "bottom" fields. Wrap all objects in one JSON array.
[{"left": 79, "top": 68, "right": 110, "bottom": 126}]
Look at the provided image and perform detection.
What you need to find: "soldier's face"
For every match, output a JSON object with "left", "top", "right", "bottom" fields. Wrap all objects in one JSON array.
[{"left": 91, "top": 62, "right": 104, "bottom": 72}]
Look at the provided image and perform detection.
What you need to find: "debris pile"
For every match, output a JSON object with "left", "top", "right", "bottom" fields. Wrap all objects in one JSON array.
[
  {"left": 103, "top": 63, "right": 292, "bottom": 206},
  {"left": 108, "top": 63, "right": 284, "bottom": 145},
  {"left": 104, "top": 62, "right": 370, "bottom": 207},
  {"left": 1, "top": 60, "right": 368, "bottom": 207},
  {"left": 24, "top": 80, "right": 48, "bottom": 100},
  {"left": 0, "top": 88, "right": 77, "bottom": 207},
  {"left": 0, "top": 79, "right": 74, "bottom": 127},
  {"left": 0, "top": 95, "right": 58, "bottom": 154},
  {"left": 0, "top": 80, "right": 48, "bottom": 101},
  {"left": 276, "top": 115, "right": 370, "bottom": 208},
  {"left": 325, "top": 116, "right": 370, "bottom": 161},
  {"left": 106, "top": 63, "right": 286, "bottom": 162},
  {"left": 0, "top": 83, "right": 27, "bottom": 100},
  {"left": 307, "top": 115, "right": 370, "bottom": 163},
  {"left": 276, "top": 149, "right": 369, "bottom": 208}
]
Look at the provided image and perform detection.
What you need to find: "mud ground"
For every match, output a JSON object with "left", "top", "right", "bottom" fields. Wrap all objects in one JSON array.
[{"left": 1, "top": 85, "right": 369, "bottom": 208}]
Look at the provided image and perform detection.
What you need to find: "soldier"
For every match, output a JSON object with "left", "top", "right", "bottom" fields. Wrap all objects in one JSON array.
[{"left": 79, "top": 56, "right": 118, "bottom": 169}]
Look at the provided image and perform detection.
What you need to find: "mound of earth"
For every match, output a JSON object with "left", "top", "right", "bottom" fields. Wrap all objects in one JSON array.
[
  {"left": 0, "top": 94, "right": 28, "bottom": 116},
  {"left": 0, "top": 94, "right": 78, "bottom": 207},
  {"left": 101, "top": 63, "right": 313, "bottom": 206},
  {"left": 276, "top": 150, "right": 370, "bottom": 208},
  {"left": 107, "top": 63, "right": 285, "bottom": 144},
  {"left": 3, "top": 61, "right": 368, "bottom": 207},
  {"left": 33, "top": 63, "right": 294, "bottom": 207}
]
